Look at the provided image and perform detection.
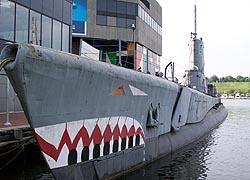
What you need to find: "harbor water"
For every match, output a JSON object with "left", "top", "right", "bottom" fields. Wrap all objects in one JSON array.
[{"left": 0, "top": 99, "right": 250, "bottom": 180}]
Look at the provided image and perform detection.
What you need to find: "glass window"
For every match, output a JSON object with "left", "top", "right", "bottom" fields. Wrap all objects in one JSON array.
[
  {"left": 152, "top": 19, "right": 155, "bottom": 31},
  {"left": 117, "top": 1, "right": 126, "bottom": 14},
  {"left": 136, "top": 44, "right": 143, "bottom": 53},
  {"left": 116, "top": 17, "right": 126, "bottom": 28},
  {"left": 147, "top": 14, "right": 150, "bottom": 25},
  {"left": 107, "top": 16, "right": 116, "bottom": 26},
  {"left": 148, "top": 50, "right": 152, "bottom": 74},
  {"left": 42, "top": 15, "right": 52, "bottom": 48},
  {"left": 0, "top": 1, "right": 15, "bottom": 41},
  {"left": 126, "top": 19, "right": 135, "bottom": 28},
  {"left": 107, "top": 0, "right": 116, "bottom": 13},
  {"left": 62, "top": 24, "right": 69, "bottom": 52},
  {"left": 141, "top": 8, "right": 145, "bottom": 21},
  {"left": 126, "top": 3, "right": 136, "bottom": 15},
  {"left": 96, "top": 15, "right": 107, "bottom": 25},
  {"left": 149, "top": 16, "right": 152, "bottom": 28},
  {"left": 138, "top": 5, "right": 141, "bottom": 18},
  {"left": 16, "top": 4, "right": 28, "bottom": 43},
  {"left": 52, "top": 20, "right": 61, "bottom": 50},
  {"left": 29, "top": 10, "right": 41, "bottom": 45},
  {"left": 97, "top": 0, "right": 106, "bottom": 11}
]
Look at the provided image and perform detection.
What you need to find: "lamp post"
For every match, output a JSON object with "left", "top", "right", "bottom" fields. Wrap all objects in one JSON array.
[
  {"left": 4, "top": 77, "right": 11, "bottom": 126},
  {"left": 131, "top": 23, "right": 135, "bottom": 70}
]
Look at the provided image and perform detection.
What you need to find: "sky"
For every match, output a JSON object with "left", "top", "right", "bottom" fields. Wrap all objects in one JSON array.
[{"left": 157, "top": 0, "right": 250, "bottom": 78}]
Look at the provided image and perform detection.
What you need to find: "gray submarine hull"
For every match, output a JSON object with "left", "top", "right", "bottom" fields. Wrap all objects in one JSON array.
[{"left": 0, "top": 44, "right": 227, "bottom": 179}]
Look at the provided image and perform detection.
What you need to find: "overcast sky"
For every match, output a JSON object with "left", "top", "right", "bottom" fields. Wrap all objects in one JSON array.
[{"left": 157, "top": 0, "right": 250, "bottom": 78}]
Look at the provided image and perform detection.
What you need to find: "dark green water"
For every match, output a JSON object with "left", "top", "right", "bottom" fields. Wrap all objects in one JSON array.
[{"left": 1, "top": 99, "right": 250, "bottom": 180}]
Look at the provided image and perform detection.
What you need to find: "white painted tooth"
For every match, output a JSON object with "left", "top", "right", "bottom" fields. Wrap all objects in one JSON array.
[{"left": 35, "top": 123, "right": 66, "bottom": 149}]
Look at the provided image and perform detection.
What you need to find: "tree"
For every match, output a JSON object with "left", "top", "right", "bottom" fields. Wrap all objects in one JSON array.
[
  {"left": 224, "top": 76, "right": 235, "bottom": 82},
  {"left": 236, "top": 75, "right": 244, "bottom": 82},
  {"left": 242, "top": 77, "right": 249, "bottom": 82},
  {"left": 209, "top": 75, "right": 219, "bottom": 82}
]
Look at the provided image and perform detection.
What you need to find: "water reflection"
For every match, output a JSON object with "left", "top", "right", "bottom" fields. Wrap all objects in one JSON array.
[
  {"left": 117, "top": 129, "right": 218, "bottom": 180},
  {"left": 118, "top": 99, "right": 250, "bottom": 180},
  {"left": 0, "top": 144, "right": 54, "bottom": 180}
]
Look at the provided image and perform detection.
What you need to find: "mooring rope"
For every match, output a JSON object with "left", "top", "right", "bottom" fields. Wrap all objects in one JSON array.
[
  {"left": 0, "top": 137, "right": 33, "bottom": 171},
  {"left": 0, "top": 57, "right": 15, "bottom": 71}
]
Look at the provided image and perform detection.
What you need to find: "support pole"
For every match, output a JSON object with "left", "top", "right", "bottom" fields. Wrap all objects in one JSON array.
[
  {"left": 4, "top": 77, "right": 11, "bottom": 126},
  {"left": 172, "top": 62, "right": 175, "bottom": 82},
  {"left": 118, "top": 38, "right": 122, "bottom": 66},
  {"left": 131, "top": 24, "right": 136, "bottom": 70}
]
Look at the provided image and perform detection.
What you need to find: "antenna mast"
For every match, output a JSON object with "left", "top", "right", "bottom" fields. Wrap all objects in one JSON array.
[{"left": 193, "top": 4, "right": 197, "bottom": 39}]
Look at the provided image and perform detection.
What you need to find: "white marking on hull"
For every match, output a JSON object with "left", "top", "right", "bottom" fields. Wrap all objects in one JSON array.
[
  {"left": 129, "top": 84, "right": 148, "bottom": 96},
  {"left": 34, "top": 116, "right": 145, "bottom": 169}
]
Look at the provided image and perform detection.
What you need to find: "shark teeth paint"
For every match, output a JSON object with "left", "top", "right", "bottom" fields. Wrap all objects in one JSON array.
[{"left": 34, "top": 116, "right": 145, "bottom": 169}]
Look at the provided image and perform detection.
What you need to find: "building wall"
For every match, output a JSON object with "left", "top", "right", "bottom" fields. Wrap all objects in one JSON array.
[
  {"left": 0, "top": 0, "right": 72, "bottom": 52},
  {"left": 137, "top": 0, "right": 162, "bottom": 55},
  {"left": 86, "top": 0, "right": 162, "bottom": 55},
  {"left": 0, "top": 73, "right": 22, "bottom": 112},
  {"left": 0, "top": 0, "right": 73, "bottom": 113}
]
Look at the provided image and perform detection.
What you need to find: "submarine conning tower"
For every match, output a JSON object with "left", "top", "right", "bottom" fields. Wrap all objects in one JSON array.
[
  {"left": 183, "top": 4, "right": 208, "bottom": 94},
  {"left": 188, "top": 35, "right": 204, "bottom": 74}
]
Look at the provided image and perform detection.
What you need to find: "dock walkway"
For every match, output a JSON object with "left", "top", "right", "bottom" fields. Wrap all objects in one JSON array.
[{"left": 0, "top": 112, "right": 29, "bottom": 129}]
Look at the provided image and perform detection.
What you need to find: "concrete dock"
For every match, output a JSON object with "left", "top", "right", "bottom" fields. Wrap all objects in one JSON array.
[{"left": 0, "top": 112, "right": 29, "bottom": 128}]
